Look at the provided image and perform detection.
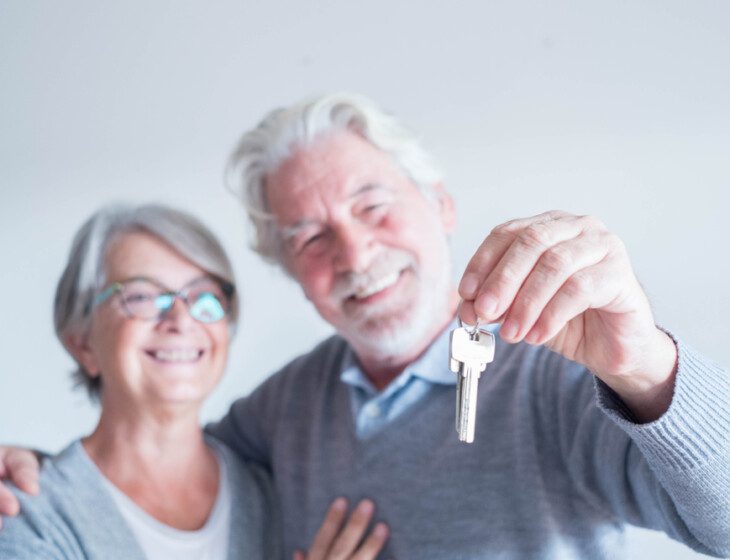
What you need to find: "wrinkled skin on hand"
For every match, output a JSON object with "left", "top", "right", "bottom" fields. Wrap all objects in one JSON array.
[{"left": 458, "top": 210, "right": 677, "bottom": 422}]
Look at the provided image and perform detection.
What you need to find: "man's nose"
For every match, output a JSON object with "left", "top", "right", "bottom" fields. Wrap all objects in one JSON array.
[{"left": 333, "top": 223, "right": 376, "bottom": 273}]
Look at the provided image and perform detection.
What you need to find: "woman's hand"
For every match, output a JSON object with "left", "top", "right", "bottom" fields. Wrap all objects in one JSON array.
[{"left": 294, "top": 498, "right": 389, "bottom": 560}]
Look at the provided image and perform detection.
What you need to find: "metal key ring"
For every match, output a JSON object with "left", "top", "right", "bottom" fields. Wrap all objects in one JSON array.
[{"left": 456, "top": 300, "right": 480, "bottom": 338}]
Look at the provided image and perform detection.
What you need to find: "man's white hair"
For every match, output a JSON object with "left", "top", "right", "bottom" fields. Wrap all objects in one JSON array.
[{"left": 226, "top": 93, "right": 444, "bottom": 269}]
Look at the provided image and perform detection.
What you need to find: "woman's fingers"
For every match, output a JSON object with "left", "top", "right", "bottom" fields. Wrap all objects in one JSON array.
[
  {"left": 326, "top": 499, "right": 376, "bottom": 559},
  {"left": 306, "top": 498, "right": 389, "bottom": 560},
  {"left": 350, "top": 522, "right": 389, "bottom": 560},
  {"left": 307, "top": 497, "right": 349, "bottom": 560}
]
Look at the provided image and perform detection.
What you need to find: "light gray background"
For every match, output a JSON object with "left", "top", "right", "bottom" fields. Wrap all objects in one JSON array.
[{"left": 0, "top": 1, "right": 727, "bottom": 558}]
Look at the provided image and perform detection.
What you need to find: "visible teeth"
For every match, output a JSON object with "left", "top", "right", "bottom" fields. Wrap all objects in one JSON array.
[
  {"left": 353, "top": 271, "right": 400, "bottom": 299},
  {"left": 151, "top": 349, "right": 200, "bottom": 363}
]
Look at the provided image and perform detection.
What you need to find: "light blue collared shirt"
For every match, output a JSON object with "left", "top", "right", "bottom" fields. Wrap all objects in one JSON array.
[{"left": 340, "top": 321, "right": 500, "bottom": 439}]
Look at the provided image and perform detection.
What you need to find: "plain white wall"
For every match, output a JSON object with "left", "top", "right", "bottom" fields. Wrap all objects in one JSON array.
[{"left": 0, "top": 1, "right": 727, "bottom": 558}]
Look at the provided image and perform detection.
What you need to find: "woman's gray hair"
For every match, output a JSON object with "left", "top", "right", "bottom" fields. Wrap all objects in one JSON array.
[
  {"left": 54, "top": 203, "right": 239, "bottom": 399},
  {"left": 226, "top": 92, "right": 444, "bottom": 269}
]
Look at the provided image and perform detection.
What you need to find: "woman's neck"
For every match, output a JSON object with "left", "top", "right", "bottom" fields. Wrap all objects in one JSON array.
[
  {"left": 84, "top": 401, "right": 208, "bottom": 471},
  {"left": 82, "top": 402, "right": 220, "bottom": 530}
]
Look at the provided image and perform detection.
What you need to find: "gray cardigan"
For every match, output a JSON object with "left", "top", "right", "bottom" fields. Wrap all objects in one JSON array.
[
  {"left": 209, "top": 331, "right": 730, "bottom": 559},
  {"left": 0, "top": 438, "right": 282, "bottom": 559}
]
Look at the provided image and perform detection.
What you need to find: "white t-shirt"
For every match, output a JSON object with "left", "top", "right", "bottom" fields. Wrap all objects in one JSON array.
[{"left": 101, "top": 448, "right": 231, "bottom": 560}]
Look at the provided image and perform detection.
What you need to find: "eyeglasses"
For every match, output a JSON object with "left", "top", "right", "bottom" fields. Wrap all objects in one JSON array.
[{"left": 93, "top": 276, "right": 234, "bottom": 324}]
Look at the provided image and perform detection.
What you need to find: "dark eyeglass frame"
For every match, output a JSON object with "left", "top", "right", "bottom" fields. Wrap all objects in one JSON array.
[{"left": 93, "top": 275, "right": 235, "bottom": 323}]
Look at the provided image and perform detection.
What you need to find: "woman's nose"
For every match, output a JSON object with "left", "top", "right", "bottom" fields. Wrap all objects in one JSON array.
[{"left": 157, "top": 296, "right": 194, "bottom": 331}]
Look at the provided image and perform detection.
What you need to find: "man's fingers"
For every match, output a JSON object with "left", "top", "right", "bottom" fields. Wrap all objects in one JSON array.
[
  {"left": 0, "top": 446, "right": 38, "bottom": 519},
  {"left": 351, "top": 522, "right": 389, "bottom": 560},
  {"left": 0, "top": 482, "right": 20, "bottom": 518},
  {"left": 458, "top": 300, "right": 479, "bottom": 326},
  {"left": 293, "top": 550, "right": 306, "bottom": 560},
  {"left": 457, "top": 301, "right": 506, "bottom": 329},
  {"left": 327, "top": 499, "right": 376, "bottom": 559},
  {"left": 457, "top": 211, "right": 564, "bottom": 299},
  {"left": 525, "top": 261, "right": 619, "bottom": 346},
  {"left": 458, "top": 229, "right": 514, "bottom": 301},
  {"left": 5, "top": 451, "right": 40, "bottom": 495},
  {"left": 470, "top": 214, "right": 595, "bottom": 323},
  {"left": 308, "top": 497, "right": 349, "bottom": 559},
  {"left": 499, "top": 231, "right": 611, "bottom": 342}
]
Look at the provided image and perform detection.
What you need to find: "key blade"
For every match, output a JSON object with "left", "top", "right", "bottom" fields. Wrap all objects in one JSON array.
[
  {"left": 458, "top": 363, "right": 481, "bottom": 443},
  {"left": 455, "top": 372, "right": 464, "bottom": 433}
]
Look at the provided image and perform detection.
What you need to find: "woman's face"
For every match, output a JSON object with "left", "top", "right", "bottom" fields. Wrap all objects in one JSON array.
[{"left": 79, "top": 232, "right": 231, "bottom": 410}]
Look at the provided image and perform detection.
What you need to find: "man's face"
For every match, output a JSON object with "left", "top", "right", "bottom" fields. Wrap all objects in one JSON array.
[{"left": 265, "top": 129, "right": 457, "bottom": 359}]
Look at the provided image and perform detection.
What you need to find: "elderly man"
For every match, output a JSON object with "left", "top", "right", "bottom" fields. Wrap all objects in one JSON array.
[{"left": 1, "top": 93, "right": 729, "bottom": 559}]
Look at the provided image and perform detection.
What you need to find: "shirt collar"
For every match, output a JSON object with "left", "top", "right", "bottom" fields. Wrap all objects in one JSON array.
[{"left": 340, "top": 320, "right": 500, "bottom": 392}]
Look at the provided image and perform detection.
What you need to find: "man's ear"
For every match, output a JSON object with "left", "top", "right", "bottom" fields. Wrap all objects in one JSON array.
[
  {"left": 64, "top": 332, "right": 101, "bottom": 378},
  {"left": 431, "top": 182, "right": 456, "bottom": 234}
]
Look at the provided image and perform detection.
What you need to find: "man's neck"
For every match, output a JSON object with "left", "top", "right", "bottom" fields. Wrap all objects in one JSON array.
[{"left": 354, "top": 292, "right": 459, "bottom": 391}]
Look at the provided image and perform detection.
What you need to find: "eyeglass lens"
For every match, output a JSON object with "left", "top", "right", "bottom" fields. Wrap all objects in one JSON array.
[{"left": 119, "top": 279, "right": 227, "bottom": 323}]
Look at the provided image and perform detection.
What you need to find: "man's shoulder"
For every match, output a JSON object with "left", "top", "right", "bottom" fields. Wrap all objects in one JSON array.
[
  {"left": 208, "top": 435, "right": 273, "bottom": 494},
  {"left": 262, "top": 333, "right": 351, "bottom": 387},
  {"left": 226, "top": 333, "right": 351, "bottom": 424}
]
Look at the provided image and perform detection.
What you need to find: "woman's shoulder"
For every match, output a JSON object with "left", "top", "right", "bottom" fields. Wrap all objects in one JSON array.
[
  {"left": 0, "top": 440, "right": 93, "bottom": 557},
  {"left": 0, "top": 439, "right": 144, "bottom": 560},
  {"left": 6, "top": 440, "right": 89, "bottom": 507}
]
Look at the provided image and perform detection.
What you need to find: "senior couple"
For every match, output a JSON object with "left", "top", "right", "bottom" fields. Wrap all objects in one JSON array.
[{"left": 0, "top": 93, "right": 728, "bottom": 560}]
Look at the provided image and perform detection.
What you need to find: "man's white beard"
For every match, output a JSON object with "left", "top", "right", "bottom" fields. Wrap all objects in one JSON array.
[{"left": 340, "top": 260, "right": 453, "bottom": 361}]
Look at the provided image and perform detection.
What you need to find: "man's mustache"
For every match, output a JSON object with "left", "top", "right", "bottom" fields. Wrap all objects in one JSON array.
[{"left": 331, "top": 250, "right": 416, "bottom": 301}]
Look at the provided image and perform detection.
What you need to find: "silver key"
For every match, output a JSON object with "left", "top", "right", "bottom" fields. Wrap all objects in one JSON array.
[{"left": 449, "top": 326, "right": 495, "bottom": 443}]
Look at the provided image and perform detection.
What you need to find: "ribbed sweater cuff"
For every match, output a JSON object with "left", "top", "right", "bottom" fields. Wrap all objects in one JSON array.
[{"left": 595, "top": 334, "right": 729, "bottom": 471}]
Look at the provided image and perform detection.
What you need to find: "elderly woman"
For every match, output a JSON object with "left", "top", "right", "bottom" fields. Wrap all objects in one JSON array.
[{"left": 0, "top": 204, "right": 387, "bottom": 560}]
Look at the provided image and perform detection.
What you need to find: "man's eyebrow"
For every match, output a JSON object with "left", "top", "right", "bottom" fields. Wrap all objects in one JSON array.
[
  {"left": 280, "top": 220, "right": 319, "bottom": 242},
  {"left": 348, "top": 183, "right": 391, "bottom": 199},
  {"left": 279, "top": 184, "right": 393, "bottom": 241}
]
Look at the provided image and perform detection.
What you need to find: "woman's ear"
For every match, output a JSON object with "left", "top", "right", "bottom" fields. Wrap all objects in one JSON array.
[{"left": 64, "top": 332, "right": 101, "bottom": 378}]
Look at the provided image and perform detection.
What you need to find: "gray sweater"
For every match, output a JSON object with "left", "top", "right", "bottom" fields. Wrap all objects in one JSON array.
[
  {"left": 209, "top": 329, "right": 730, "bottom": 559},
  {"left": 0, "top": 438, "right": 282, "bottom": 559}
]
